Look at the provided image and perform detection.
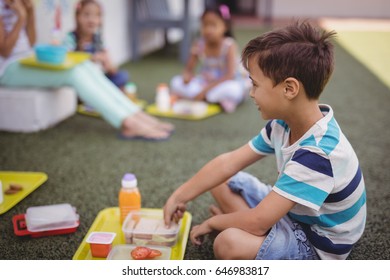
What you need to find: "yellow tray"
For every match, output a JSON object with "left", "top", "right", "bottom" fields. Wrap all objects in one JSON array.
[
  {"left": 146, "top": 103, "right": 221, "bottom": 120},
  {"left": 72, "top": 207, "right": 192, "bottom": 260},
  {"left": 0, "top": 171, "right": 48, "bottom": 215},
  {"left": 19, "top": 52, "right": 90, "bottom": 70}
]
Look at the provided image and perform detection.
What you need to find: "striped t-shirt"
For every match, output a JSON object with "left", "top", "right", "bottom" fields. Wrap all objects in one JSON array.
[{"left": 249, "top": 104, "right": 366, "bottom": 259}]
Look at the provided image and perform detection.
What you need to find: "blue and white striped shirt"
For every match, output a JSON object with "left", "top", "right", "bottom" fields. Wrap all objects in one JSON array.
[{"left": 249, "top": 104, "right": 366, "bottom": 259}]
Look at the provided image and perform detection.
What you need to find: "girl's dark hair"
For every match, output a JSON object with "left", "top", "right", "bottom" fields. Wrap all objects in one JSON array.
[
  {"left": 242, "top": 21, "right": 336, "bottom": 99},
  {"left": 201, "top": 4, "right": 234, "bottom": 38}
]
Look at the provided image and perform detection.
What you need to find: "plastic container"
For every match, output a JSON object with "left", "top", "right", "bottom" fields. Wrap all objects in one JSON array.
[
  {"left": 25, "top": 203, "right": 79, "bottom": 232},
  {"left": 13, "top": 214, "right": 79, "bottom": 238},
  {"left": 172, "top": 100, "right": 208, "bottom": 116},
  {"left": 86, "top": 232, "right": 116, "bottom": 258},
  {"left": 122, "top": 209, "right": 181, "bottom": 247},
  {"left": 107, "top": 244, "right": 171, "bottom": 260},
  {"left": 35, "top": 44, "right": 67, "bottom": 64},
  {"left": 119, "top": 173, "right": 141, "bottom": 224},
  {"left": 155, "top": 83, "right": 171, "bottom": 112}
]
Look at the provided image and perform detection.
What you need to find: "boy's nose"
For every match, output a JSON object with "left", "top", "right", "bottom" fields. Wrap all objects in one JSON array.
[{"left": 249, "top": 89, "right": 255, "bottom": 98}]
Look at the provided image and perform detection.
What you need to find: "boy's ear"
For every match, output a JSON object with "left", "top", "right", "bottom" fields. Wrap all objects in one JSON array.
[{"left": 283, "top": 77, "right": 300, "bottom": 100}]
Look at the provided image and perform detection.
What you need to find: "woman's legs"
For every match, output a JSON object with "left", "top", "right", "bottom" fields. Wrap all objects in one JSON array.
[
  {"left": 0, "top": 61, "right": 173, "bottom": 138},
  {"left": 80, "top": 62, "right": 174, "bottom": 134}
]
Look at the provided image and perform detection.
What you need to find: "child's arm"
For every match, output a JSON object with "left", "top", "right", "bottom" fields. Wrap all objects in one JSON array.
[
  {"left": 182, "top": 42, "right": 199, "bottom": 84},
  {"left": 191, "top": 190, "right": 296, "bottom": 245},
  {"left": 164, "top": 144, "right": 265, "bottom": 226},
  {"left": 194, "top": 41, "right": 238, "bottom": 101},
  {"left": 23, "top": 0, "right": 36, "bottom": 46},
  {"left": 92, "top": 50, "right": 117, "bottom": 75},
  {"left": 0, "top": 0, "right": 27, "bottom": 57}
]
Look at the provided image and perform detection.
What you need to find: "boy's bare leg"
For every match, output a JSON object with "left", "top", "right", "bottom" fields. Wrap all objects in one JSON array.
[
  {"left": 210, "top": 182, "right": 265, "bottom": 259},
  {"left": 210, "top": 181, "right": 250, "bottom": 214},
  {"left": 214, "top": 227, "right": 265, "bottom": 259}
]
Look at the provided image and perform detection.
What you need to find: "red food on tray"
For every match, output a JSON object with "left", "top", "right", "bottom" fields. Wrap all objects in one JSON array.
[{"left": 131, "top": 246, "right": 162, "bottom": 260}]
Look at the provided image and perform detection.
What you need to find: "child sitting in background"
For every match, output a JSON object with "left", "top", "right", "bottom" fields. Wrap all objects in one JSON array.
[
  {"left": 64, "top": 0, "right": 129, "bottom": 91},
  {"left": 170, "top": 5, "right": 248, "bottom": 113}
]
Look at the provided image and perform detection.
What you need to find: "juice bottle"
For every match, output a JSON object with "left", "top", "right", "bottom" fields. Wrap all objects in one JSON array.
[
  {"left": 156, "top": 83, "right": 171, "bottom": 112},
  {"left": 119, "top": 173, "right": 141, "bottom": 224}
]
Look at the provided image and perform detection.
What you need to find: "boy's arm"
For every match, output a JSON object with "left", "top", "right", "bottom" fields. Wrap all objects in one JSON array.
[
  {"left": 191, "top": 191, "right": 296, "bottom": 245},
  {"left": 164, "top": 144, "right": 265, "bottom": 225}
]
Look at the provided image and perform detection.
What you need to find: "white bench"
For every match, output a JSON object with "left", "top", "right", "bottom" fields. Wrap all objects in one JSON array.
[{"left": 0, "top": 87, "right": 77, "bottom": 133}]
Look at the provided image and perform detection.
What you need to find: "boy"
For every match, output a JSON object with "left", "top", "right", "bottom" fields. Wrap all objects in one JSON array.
[{"left": 163, "top": 22, "right": 366, "bottom": 260}]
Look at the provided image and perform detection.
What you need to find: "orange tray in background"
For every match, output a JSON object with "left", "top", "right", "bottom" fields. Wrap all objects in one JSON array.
[{"left": 72, "top": 207, "right": 192, "bottom": 260}]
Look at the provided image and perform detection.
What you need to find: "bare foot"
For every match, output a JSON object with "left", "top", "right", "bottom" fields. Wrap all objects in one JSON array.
[
  {"left": 220, "top": 99, "right": 238, "bottom": 113},
  {"left": 137, "top": 111, "right": 175, "bottom": 132},
  {"left": 209, "top": 204, "right": 224, "bottom": 216},
  {"left": 121, "top": 113, "right": 170, "bottom": 140}
]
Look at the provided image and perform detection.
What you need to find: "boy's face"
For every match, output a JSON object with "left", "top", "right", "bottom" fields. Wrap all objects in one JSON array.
[{"left": 248, "top": 56, "right": 285, "bottom": 120}]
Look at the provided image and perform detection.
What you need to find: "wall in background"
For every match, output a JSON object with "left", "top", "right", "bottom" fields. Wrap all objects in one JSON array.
[{"left": 256, "top": 0, "right": 390, "bottom": 19}]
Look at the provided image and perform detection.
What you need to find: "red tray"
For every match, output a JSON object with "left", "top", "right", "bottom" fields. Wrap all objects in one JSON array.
[{"left": 13, "top": 214, "right": 79, "bottom": 238}]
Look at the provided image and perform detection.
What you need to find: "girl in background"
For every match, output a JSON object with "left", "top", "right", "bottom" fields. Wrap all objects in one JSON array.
[
  {"left": 65, "top": 0, "right": 129, "bottom": 90},
  {"left": 0, "top": 0, "right": 173, "bottom": 140},
  {"left": 170, "top": 5, "right": 248, "bottom": 113}
]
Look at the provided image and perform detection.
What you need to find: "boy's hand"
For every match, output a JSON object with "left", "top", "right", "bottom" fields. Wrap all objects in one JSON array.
[
  {"left": 190, "top": 221, "right": 213, "bottom": 245},
  {"left": 163, "top": 196, "right": 186, "bottom": 227}
]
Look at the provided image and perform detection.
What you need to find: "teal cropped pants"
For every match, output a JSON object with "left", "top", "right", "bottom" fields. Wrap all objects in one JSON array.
[{"left": 0, "top": 61, "right": 140, "bottom": 129}]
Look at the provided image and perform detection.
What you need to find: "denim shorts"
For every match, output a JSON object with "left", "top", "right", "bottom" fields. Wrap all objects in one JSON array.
[{"left": 227, "top": 172, "right": 319, "bottom": 260}]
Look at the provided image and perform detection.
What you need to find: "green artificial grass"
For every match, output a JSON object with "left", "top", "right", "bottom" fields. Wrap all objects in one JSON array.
[{"left": 0, "top": 27, "right": 389, "bottom": 260}]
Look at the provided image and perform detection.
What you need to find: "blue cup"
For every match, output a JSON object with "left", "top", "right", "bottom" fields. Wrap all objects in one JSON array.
[{"left": 35, "top": 44, "right": 67, "bottom": 64}]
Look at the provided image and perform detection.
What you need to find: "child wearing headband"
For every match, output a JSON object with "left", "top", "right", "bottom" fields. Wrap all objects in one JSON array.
[{"left": 170, "top": 5, "right": 248, "bottom": 113}]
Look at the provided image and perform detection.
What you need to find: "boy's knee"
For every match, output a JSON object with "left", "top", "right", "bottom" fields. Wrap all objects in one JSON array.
[{"left": 213, "top": 228, "right": 241, "bottom": 260}]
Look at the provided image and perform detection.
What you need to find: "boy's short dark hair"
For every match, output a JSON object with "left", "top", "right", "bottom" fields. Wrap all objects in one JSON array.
[{"left": 242, "top": 21, "right": 336, "bottom": 99}]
